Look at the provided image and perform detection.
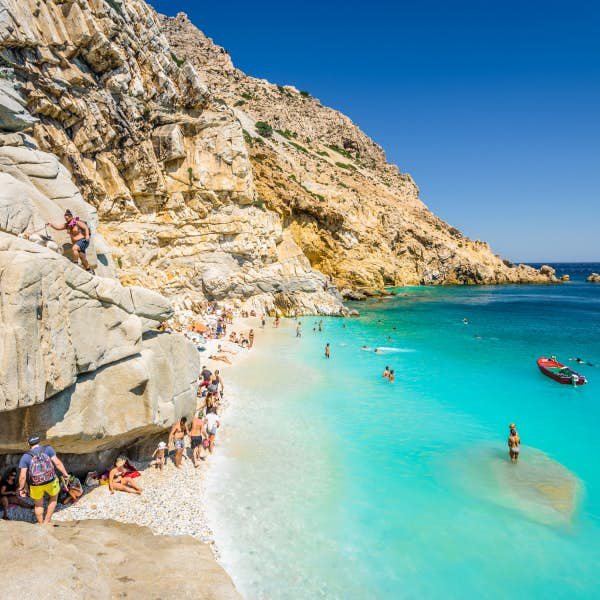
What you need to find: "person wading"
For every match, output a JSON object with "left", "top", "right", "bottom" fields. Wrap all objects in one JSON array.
[
  {"left": 508, "top": 423, "right": 521, "bottom": 463},
  {"left": 47, "top": 209, "right": 93, "bottom": 272},
  {"left": 205, "top": 408, "right": 220, "bottom": 455},
  {"left": 18, "top": 434, "right": 69, "bottom": 525}
]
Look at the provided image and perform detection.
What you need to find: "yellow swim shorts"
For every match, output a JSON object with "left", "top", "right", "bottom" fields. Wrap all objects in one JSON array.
[{"left": 29, "top": 478, "right": 60, "bottom": 500}]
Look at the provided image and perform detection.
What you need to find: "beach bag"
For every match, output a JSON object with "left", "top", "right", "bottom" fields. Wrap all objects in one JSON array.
[
  {"left": 85, "top": 471, "right": 100, "bottom": 487},
  {"left": 27, "top": 447, "right": 56, "bottom": 486}
]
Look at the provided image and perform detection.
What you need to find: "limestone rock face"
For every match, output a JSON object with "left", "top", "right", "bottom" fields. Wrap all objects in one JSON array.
[
  {"left": 0, "top": 71, "right": 200, "bottom": 460},
  {"left": 162, "top": 12, "right": 559, "bottom": 289},
  {"left": 0, "top": 0, "right": 342, "bottom": 314},
  {"left": 0, "top": 332, "right": 199, "bottom": 455},
  {"left": 0, "top": 233, "right": 175, "bottom": 412},
  {"left": 1, "top": 520, "right": 240, "bottom": 600},
  {"left": 0, "top": 79, "right": 38, "bottom": 131}
]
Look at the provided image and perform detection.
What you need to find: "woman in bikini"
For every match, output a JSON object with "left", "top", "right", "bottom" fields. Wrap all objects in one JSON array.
[{"left": 109, "top": 458, "right": 143, "bottom": 495}]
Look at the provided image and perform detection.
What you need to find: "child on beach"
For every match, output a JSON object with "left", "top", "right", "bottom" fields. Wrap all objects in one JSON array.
[{"left": 152, "top": 441, "right": 167, "bottom": 470}]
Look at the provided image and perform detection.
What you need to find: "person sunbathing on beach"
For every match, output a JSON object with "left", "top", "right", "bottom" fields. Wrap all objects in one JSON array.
[
  {"left": 61, "top": 474, "right": 83, "bottom": 506},
  {"left": 109, "top": 458, "right": 143, "bottom": 495},
  {"left": 217, "top": 344, "right": 237, "bottom": 355},
  {"left": 169, "top": 417, "right": 189, "bottom": 468},
  {"left": 209, "top": 354, "right": 232, "bottom": 364},
  {"left": 152, "top": 442, "right": 167, "bottom": 470}
]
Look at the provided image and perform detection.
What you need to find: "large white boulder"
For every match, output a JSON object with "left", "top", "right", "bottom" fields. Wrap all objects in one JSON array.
[
  {"left": 0, "top": 234, "right": 174, "bottom": 411},
  {"left": 0, "top": 332, "right": 200, "bottom": 454}
]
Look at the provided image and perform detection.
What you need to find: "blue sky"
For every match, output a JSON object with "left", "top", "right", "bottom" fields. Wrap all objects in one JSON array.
[{"left": 150, "top": 0, "right": 599, "bottom": 262}]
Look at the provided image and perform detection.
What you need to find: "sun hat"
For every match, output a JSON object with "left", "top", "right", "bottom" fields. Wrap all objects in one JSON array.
[{"left": 158, "top": 441, "right": 167, "bottom": 449}]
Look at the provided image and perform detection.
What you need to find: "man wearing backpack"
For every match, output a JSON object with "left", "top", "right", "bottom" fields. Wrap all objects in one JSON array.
[{"left": 17, "top": 434, "right": 69, "bottom": 525}]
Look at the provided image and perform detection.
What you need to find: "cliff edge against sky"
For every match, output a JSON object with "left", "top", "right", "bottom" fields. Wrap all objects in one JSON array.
[{"left": 1, "top": 0, "right": 555, "bottom": 319}]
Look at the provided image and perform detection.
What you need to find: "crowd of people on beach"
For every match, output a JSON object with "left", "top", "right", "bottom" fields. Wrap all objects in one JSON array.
[
  {"left": 1, "top": 309, "right": 531, "bottom": 526},
  {"left": 0, "top": 303, "right": 261, "bottom": 524}
]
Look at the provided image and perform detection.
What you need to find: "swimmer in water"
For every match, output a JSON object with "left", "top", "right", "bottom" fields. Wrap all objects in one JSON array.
[
  {"left": 569, "top": 357, "right": 595, "bottom": 366},
  {"left": 325, "top": 343, "right": 330, "bottom": 359},
  {"left": 463, "top": 318, "right": 468, "bottom": 325},
  {"left": 508, "top": 423, "right": 521, "bottom": 464},
  {"left": 388, "top": 370, "right": 395, "bottom": 383},
  {"left": 383, "top": 366, "right": 390, "bottom": 379},
  {"left": 374, "top": 348, "right": 379, "bottom": 353}
]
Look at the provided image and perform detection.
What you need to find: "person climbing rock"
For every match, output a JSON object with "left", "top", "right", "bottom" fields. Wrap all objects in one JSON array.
[{"left": 47, "top": 209, "right": 93, "bottom": 273}]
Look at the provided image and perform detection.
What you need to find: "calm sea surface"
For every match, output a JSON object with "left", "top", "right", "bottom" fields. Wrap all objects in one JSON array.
[{"left": 206, "top": 263, "right": 600, "bottom": 599}]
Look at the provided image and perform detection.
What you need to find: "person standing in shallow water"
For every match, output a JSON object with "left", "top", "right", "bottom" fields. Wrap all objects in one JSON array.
[
  {"left": 325, "top": 343, "right": 330, "bottom": 358},
  {"left": 383, "top": 366, "right": 390, "bottom": 379},
  {"left": 508, "top": 424, "right": 521, "bottom": 463},
  {"left": 296, "top": 322, "right": 302, "bottom": 338}
]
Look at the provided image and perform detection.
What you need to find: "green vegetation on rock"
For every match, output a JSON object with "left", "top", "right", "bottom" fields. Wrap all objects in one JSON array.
[
  {"left": 255, "top": 121, "right": 273, "bottom": 138},
  {"left": 336, "top": 161, "right": 356, "bottom": 171}
]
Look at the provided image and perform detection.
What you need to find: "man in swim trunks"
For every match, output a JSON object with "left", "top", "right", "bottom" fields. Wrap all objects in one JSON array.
[
  {"left": 47, "top": 209, "right": 92, "bottom": 272},
  {"left": 189, "top": 412, "right": 206, "bottom": 467},
  {"left": 508, "top": 423, "right": 521, "bottom": 464},
  {"left": 168, "top": 417, "right": 189, "bottom": 468},
  {"left": 18, "top": 434, "right": 69, "bottom": 524}
]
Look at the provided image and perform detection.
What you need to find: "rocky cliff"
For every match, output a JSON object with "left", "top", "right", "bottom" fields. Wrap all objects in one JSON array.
[
  {"left": 0, "top": 86, "right": 200, "bottom": 467},
  {"left": 0, "top": 0, "right": 556, "bottom": 320},
  {"left": 162, "top": 12, "right": 558, "bottom": 291},
  {"left": 0, "top": 0, "right": 343, "bottom": 315}
]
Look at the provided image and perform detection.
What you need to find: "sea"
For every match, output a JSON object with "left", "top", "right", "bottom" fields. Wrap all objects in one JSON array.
[{"left": 205, "top": 263, "right": 600, "bottom": 599}]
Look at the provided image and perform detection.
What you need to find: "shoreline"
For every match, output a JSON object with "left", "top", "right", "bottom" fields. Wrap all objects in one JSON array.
[{"left": 7, "top": 314, "right": 266, "bottom": 589}]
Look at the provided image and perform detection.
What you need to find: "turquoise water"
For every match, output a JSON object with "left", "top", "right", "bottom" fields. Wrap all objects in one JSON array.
[{"left": 206, "top": 270, "right": 600, "bottom": 599}]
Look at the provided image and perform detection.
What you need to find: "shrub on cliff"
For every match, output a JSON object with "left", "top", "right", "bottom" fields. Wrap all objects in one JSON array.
[{"left": 255, "top": 121, "right": 273, "bottom": 138}]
